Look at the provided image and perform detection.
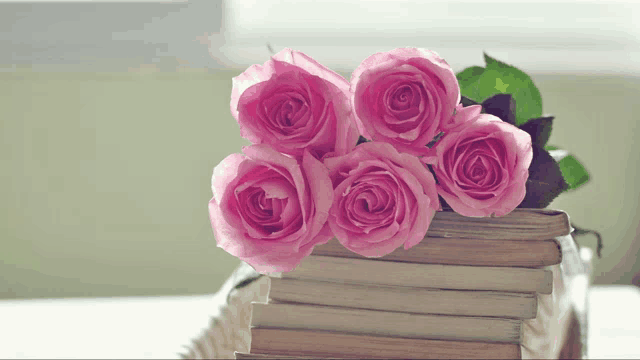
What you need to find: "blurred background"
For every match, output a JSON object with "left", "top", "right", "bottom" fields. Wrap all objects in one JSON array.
[{"left": 1, "top": 0, "right": 639, "bottom": 300}]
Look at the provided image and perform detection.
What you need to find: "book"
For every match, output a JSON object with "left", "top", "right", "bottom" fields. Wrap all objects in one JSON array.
[
  {"left": 235, "top": 352, "right": 326, "bottom": 359},
  {"left": 250, "top": 302, "right": 523, "bottom": 344},
  {"left": 268, "top": 277, "right": 538, "bottom": 319},
  {"left": 272, "top": 255, "right": 553, "bottom": 294},
  {"left": 312, "top": 238, "right": 562, "bottom": 267},
  {"left": 426, "top": 209, "right": 570, "bottom": 240},
  {"left": 246, "top": 328, "right": 522, "bottom": 359}
]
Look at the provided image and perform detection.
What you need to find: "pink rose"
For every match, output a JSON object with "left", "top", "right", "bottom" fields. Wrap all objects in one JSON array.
[
  {"left": 208, "top": 144, "right": 333, "bottom": 273},
  {"left": 440, "top": 104, "right": 483, "bottom": 133},
  {"left": 428, "top": 112, "right": 533, "bottom": 217},
  {"left": 324, "top": 142, "right": 440, "bottom": 257},
  {"left": 350, "top": 48, "right": 460, "bottom": 156},
  {"left": 231, "top": 48, "right": 359, "bottom": 160}
]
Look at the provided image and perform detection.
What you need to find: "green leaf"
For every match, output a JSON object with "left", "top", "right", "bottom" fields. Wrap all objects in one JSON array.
[
  {"left": 456, "top": 66, "right": 485, "bottom": 102},
  {"left": 457, "top": 53, "right": 542, "bottom": 126},
  {"left": 494, "top": 78, "right": 510, "bottom": 92},
  {"left": 519, "top": 144, "right": 568, "bottom": 208},
  {"left": 544, "top": 145, "right": 590, "bottom": 191},
  {"left": 456, "top": 66, "right": 485, "bottom": 86},
  {"left": 460, "top": 95, "right": 480, "bottom": 107},
  {"left": 519, "top": 116, "right": 553, "bottom": 146},
  {"left": 483, "top": 53, "right": 499, "bottom": 67},
  {"left": 482, "top": 94, "right": 516, "bottom": 125},
  {"left": 558, "top": 155, "right": 590, "bottom": 190}
]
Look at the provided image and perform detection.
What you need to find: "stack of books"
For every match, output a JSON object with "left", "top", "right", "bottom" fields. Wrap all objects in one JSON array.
[{"left": 235, "top": 209, "right": 571, "bottom": 359}]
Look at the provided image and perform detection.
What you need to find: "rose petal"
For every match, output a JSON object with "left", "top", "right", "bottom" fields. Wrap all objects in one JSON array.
[{"left": 273, "top": 48, "right": 350, "bottom": 96}]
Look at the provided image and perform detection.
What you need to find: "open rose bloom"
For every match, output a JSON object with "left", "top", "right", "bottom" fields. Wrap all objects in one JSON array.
[
  {"left": 209, "top": 145, "right": 334, "bottom": 273},
  {"left": 428, "top": 111, "right": 533, "bottom": 217},
  {"left": 231, "top": 48, "right": 359, "bottom": 160},
  {"left": 350, "top": 48, "right": 460, "bottom": 156},
  {"left": 324, "top": 142, "right": 440, "bottom": 257}
]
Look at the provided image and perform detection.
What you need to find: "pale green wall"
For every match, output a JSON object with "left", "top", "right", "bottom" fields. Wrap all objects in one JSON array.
[
  {"left": 1, "top": 69, "right": 246, "bottom": 299},
  {"left": 534, "top": 74, "right": 640, "bottom": 285},
  {"left": 1, "top": 68, "right": 638, "bottom": 299}
]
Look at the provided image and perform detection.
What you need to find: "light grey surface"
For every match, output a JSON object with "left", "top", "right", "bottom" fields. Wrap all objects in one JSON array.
[{"left": 537, "top": 74, "right": 640, "bottom": 286}]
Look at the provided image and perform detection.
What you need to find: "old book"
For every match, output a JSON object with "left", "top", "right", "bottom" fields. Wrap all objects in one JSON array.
[
  {"left": 250, "top": 302, "right": 523, "bottom": 344},
  {"left": 271, "top": 255, "right": 553, "bottom": 294},
  {"left": 312, "top": 238, "right": 562, "bottom": 267},
  {"left": 268, "top": 277, "right": 537, "bottom": 319},
  {"left": 426, "top": 209, "right": 570, "bottom": 240},
  {"left": 235, "top": 352, "right": 327, "bottom": 359},
  {"left": 247, "top": 328, "right": 521, "bottom": 359}
]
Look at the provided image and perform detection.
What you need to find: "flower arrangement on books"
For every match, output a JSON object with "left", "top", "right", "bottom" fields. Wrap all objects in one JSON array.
[
  {"left": 197, "top": 48, "right": 597, "bottom": 360},
  {"left": 209, "top": 47, "right": 592, "bottom": 274}
]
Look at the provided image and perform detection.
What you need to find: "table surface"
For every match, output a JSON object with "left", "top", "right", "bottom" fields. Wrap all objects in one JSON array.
[{"left": 1, "top": 285, "right": 638, "bottom": 359}]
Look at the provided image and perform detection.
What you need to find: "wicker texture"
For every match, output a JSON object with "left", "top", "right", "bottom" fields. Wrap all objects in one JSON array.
[{"left": 179, "top": 264, "right": 268, "bottom": 359}]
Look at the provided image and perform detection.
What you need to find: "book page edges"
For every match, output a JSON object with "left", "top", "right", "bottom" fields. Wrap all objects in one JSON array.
[
  {"left": 312, "top": 238, "right": 563, "bottom": 267},
  {"left": 250, "top": 302, "right": 521, "bottom": 343},
  {"left": 281, "top": 256, "right": 554, "bottom": 295},
  {"left": 269, "top": 278, "right": 538, "bottom": 319},
  {"left": 248, "top": 328, "right": 522, "bottom": 359},
  {"left": 539, "top": 269, "right": 554, "bottom": 294}
]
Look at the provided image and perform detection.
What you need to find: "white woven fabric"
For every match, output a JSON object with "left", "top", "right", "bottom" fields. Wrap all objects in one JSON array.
[{"left": 179, "top": 267, "right": 268, "bottom": 359}]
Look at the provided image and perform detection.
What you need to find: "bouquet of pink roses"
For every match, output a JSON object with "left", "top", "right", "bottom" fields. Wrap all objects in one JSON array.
[{"left": 208, "top": 48, "right": 590, "bottom": 273}]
